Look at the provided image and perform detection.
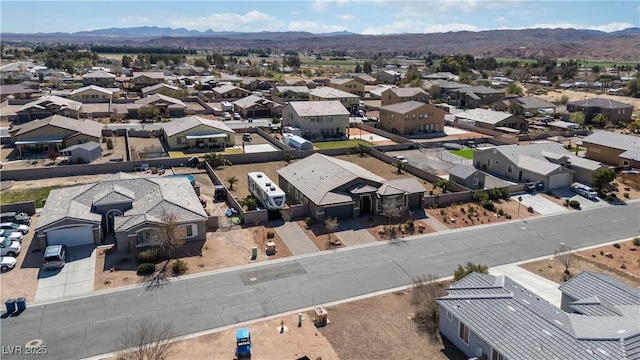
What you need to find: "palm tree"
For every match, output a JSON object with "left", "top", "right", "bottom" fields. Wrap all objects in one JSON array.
[
  {"left": 353, "top": 142, "right": 371, "bottom": 157},
  {"left": 226, "top": 176, "right": 238, "bottom": 190},
  {"left": 435, "top": 179, "right": 452, "bottom": 194},
  {"left": 394, "top": 160, "right": 405, "bottom": 174},
  {"left": 204, "top": 152, "right": 227, "bottom": 169},
  {"left": 242, "top": 196, "right": 258, "bottom": 211}
]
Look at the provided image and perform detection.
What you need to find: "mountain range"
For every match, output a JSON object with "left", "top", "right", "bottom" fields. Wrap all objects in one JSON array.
[{"left": 2, "top": 26, "right": 639, "bottom": 61}]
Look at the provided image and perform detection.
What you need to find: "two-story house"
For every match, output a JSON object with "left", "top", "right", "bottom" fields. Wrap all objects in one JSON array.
[
  {"left": 567, "top": 98, "right": 634, "bottom": 124},
  {"left": 131, "top": 72, "right": 166, "bottom": 90},
  {"left": 379, "top": 101, "right": 446, "bottom": 135},
  {"left": 328, "top": 78, "right": 364, "bottom": 96},
  {"left": 449, "top": 85, "right": 505, "bottom": 109},
  {"left": 69, "top": 85, "right": 114, "bottom": 102},
  {"left": 581, "top": 131, "right": 640, "bottom": 168},
  {"left": 309, "top": 87, "right": 360, "bottom": 113},
  {"left": 82, "top": 70, "right": 116, "bottom": 87},
  {"left": 281, "top": 101, "right": 350, "bottom": 139},
  {"left": 380, "top": 87, "right": 430, "bottom": 106}
]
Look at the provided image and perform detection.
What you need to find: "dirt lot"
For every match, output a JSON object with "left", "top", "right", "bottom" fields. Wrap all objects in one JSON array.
[
  {"left": 426, "top": 198, "right": 538, "bottom": 229},
  {"left": 0, "top": 215, "right": 42, "bottom": 302},
  {"left": 536, "top": 89, "right": 640, "bottom": 111},
  {"left": 520, "top": 239, "right": 640, "bottom": 287},
  {"left": 213, "top": 160, "right": 290, "bottom": 201},
  {"left": 129, "top": 136, "right": 165, "bottom": 161},
  {"left": 95, "top": 224, "right": 291, "bottom": 291},
  {"left": 336, "top": 154, "right": 434, "bottom": 192}
]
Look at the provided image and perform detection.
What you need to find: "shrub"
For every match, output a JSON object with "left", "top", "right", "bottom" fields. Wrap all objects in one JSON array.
[
  {"left": 172, "top": 259, "right": 188, "bottom": 275},
  {"left": 106, "top": 138, "right": 114, "bottom": 150},
  {"left": 405, "top": 219, "right": 414, "bottom": 229},
  {"left": 620, "top": 263, "right": 626, "bottom": 269},
  {"left": 266, "top": 230, "right": 275, "bottom": 239},
  {"left": 304, "top": 217, "right": 314, "bottom": 227},
  {"left": 472, "top": 190, "right": 488, "bottom": 202},
  {"left": 137, "top": 248, "right": 159, "bottom": 264},
  {"left": 568, "top": 200, "right": 580, "bottom": 209},
  {"left": 505, "top": 214, "right": 512, "bottom": 219},
  {"left": 136, "top": 263, "right": 156, "bottom": 275},
  {"left": 482, "top": 200, "right": 496, "bottom": 212},
  {"left": 613, "top": 243, "right": 621, "bottom": 249},
  {"left": 454, "top": 262, "right": 489, "bottom": 281},
  {"left": 497, "top": 208, "right": 504, "bottom": 216},
  {"left": 440, "top": 209, "right": 446, "bottom": 215},
  {"left": 623, "top": 192, "right": 630, "bottom": 199},
  {"left": 633, "top": 238, "right": 640, "bottom": 246}
]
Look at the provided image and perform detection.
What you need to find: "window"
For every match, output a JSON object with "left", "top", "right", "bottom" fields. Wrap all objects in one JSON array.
[
  {"left": 446, "top": 310, "right": 452, "bottom": 321},
  {"left": 458, "top": 322, "right": 470, "bottom": 345},
  {"left": 185, "top": 225, "right": 193, "bottom": 237},
  {"left": 495, "top": 160, "right": 501, "bottom": 165},
  {"left": 491, "top": 349, "right": 507, "bottom": 360},
  {"left": 390, "top": 114, "right": 395, "bottom": 121},
  {"left": 487, "top": 158, "right": 492, "bottom": 167},
  {"left": 507, "top": 165, "right": 513, "bottom": 174},
  {"left": 473, "top": 178, "right": 478, "bottom": 185},
  {"left": 137, "top": 230, "right": 154, "bottom": 245}
]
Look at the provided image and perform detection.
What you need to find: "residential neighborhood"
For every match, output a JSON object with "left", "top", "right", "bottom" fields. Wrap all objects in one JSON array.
[{"left": 1, "top": 9, "right": 639, "bottom": 360}]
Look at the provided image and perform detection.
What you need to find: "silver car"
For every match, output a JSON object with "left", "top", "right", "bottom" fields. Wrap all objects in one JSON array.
[
  {"left": 0, "top": 230, "right": 23, "bottom": 243},
  {"left": 571, "top": 184, "right": 598, "bottom": 199}
]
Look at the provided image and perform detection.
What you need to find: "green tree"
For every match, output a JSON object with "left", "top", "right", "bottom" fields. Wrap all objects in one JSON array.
[
  {"left": 453, "top": 262, "right": 489, "bottom": 281},
  {"left": 353, "top": 142, "right": 371, "bottom": 157},
  {"left": 226, "top": 176, "right": 238, "bottom": 190},
  {"left": 458, "top": 72, "right": 472, "bottom": 84},
  {"left": 624, "top": 76, "right": 640, "bottom": 98},
  {"left": 204, "top": 152, "right": 228, "bottom": 169},
  {"left": 138, "top": 105, "right": 161, "bottom": 122},
  {"left": 592, "top": 167, "right": 616, "bottom": 188},
  {"left": 242, "top": 196, "right": 258, "bottom": 211},
  {"left": 505, "top": 82, "right": 524, "bottom": 96},
  {"left": 121, "top": 55, "right": 133, "bottom": 68},
  {"left": 591, "top": 113, "right": 607, "bottom": 128},
  {"left": 324, "top": 217, "right": 340, "bottom": 249},
  {"left": 363, "top": 62, "right": 372, "bottom": 73},
  {"left": 354, "top": 63, "right": 362, "bottom": 73},
  {"left": 435, "top": 179, "right": 452, "bottom": 194},
  {"left": 193, "top": 58, "right": 209, "bottom": 68},
  {"left": 394, "top": 160, "right": 405, "bottom": 174},
  {"left": 569, "top": 111, "right": 585, "bottom": 126}
]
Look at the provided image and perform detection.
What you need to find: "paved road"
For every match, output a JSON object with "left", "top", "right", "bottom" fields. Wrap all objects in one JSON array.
[{"left": 1, "top": 203, "right": 638, "bottom": 360}]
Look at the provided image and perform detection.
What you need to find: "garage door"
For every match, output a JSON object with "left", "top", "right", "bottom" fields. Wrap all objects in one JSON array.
[
  {"left": 549, "top": 174, "right": 571, "bottom": 189},
  {"left": 47, "top": 226, "right": 94, "bottom": 247}
]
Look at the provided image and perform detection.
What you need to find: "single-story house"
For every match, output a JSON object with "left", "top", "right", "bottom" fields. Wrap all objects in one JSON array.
[
  {"left": 379, "top": 101, "right": 446, "bottom": 135},
  {"left": 376, "top": 70, "right": 402, "bottom": 84},
  {"left": 141, "top": 83, "right": 181, "bottom": 97},
  {"left": 581, "top": 131, "right": 640, "bottom": 168},
  {"left": 380, "top": 87, "right": 430, "bottom": 106},
  {"left": 35, "top": 172, "right": 208, "bottom": 252},
  {"left": 163, "top": 116, "right": 236, "bottom": 150},
  {"left": 494, "top": 96, "right": 556, "bottom": 116},
  {"left": 233, "top": 95, "right": 283, "bottom": 118},
  {"left": 272, "top": 86, "right": 311, "bottom": 99},
  {"left": 473, "top": 142, "right": 604, "bottom": 188},
  {"left": 277, "top": 153, "right": 425, "bottom": 222},
  {"left": 126, "top": 94, "right": 187, "bottom": 118},
  {"left": 422, "top": 72, "right": 456, "bottom": 81},
  {"left": 16, "top": 95, "right": 82, "bottom": 123},
  {"left": 69, "top": 85, "right": 114, "bottom": 102},
  {"left": 447, "top": 164, "right": 485, "bottom": 190},
  {"left": 437, "top": 271, "right": 640, "bottom": 360},
  {"left": 281, "top": 100, "right": 350, "bottom": 140},
  {"left": 309, "top": 87, "right": 360, "bottom": 113},
  {"left": 0, "top": 84, "right": 40, "bottom": 101},
  {"left": 59, "top": 141, "right": 102, "bottom": 163},
  {"left": 82, "top": 70, "right": 116, "bottom": 87},
  {"left": 212, "top": 84, "right": 251, "bottom": 99},
  {"left": 454, "top": 108, "right": 528, "bottom": 132},
  {"left": 449, "top": 86, "right": 505, "bottom": 109},
  {"left": 9, "top": 114, "right": 103, "bottom": 157},
  {"left": 567, "top": 98, "right": 634, "bottom": 123}
]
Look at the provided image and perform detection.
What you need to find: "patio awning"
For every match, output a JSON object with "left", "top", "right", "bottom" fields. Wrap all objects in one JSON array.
[
  {"left": 14, "top": 138, "right": 63, "bottom": 145},
  {"left": 185, "top": 134, "right": 228, "bottom": 140}
]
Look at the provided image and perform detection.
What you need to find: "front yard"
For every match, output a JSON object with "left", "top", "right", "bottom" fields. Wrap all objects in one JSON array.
[{"left": 426, "top": 198, "right": 538, "bottom": 229}]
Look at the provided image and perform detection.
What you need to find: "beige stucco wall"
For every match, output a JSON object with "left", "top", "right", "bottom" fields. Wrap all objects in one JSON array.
[
  {"left": 282, "top": 107, "right": 349, "bottom": 138},
  {"left": 379, "top": 104, "right": 446, "bottom": 135},
  {"left": 70, "top": 89, "right": 112, "bottom": 101},
  {"left": 165, "top": 124, "right": 235, "bottom": 149},
  {"left": 583, "top": 143, "right": 625, "bottom": 167},
  {"left": 329, "top": 80, "right": 364, "bottom": 96}
]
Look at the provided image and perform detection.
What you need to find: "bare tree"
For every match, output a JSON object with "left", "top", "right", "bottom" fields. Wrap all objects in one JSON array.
[
  {"left": 380, "top": 202, "right": 403, "bottom": 233},
  {"left": 117, "top": 319, "right": 176, "bottom": 360},
  {"left": 325, "top": 217, "right": 340, "bottom": 249},
  {"left": 156, "top": 212, "right": 187, "bottom": 259},
  {"left": 554, "top": 243, "right": 575, "bottom": 277},
  {"left": 411, "top": 274, "right": 447, "bottom": 339}
]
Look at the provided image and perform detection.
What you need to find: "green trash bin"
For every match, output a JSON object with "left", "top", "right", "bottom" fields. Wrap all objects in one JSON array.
[
  {"left": 5, "top": 298, "right": 16, "bottom": 313},
  {"left": 16, "top": 297, "right": 26, "bottom": 311}
]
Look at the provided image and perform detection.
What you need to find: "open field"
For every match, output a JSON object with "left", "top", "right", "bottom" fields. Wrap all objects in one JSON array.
[
  {"left": 536, "top": 89, "right": 640, "bottom": 111},
  {"left": 449, "top": 148, "right": 475, "bottom": 159}
]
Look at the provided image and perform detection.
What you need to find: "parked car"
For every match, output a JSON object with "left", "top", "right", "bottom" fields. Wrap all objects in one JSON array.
[
  {"left": 43, "top": 245, "right": 66, "bottom": 270},
  {"left": 0, "top": 212, "right": 31, "bottom": 225},
  {"left": 0, "top": 230, "right": 23, "bottom": 243},
  {"left": 0, "top": 237, "right": 21, "bottom": 257},
  {"left": 394, "top": 155, "right": 409, "bottom": 164},
  {"left": 0, "top": 222, "right": 29, "bottom": 235},
  {"left": 571, "top": 183, "right": 598, "bottom": 199},
  {"left": 223, "top": 112, "right": 232, "bottom": 120},
  {"left": 363, "top": 116, "right": 378, "bottom": 123},
  {"left": 242, "top": 133, "right": 252, "bottom": 142},
  {"left": 0, "top": 256, "right": 17, "bottom": 271},
  {"left": 234, "top": 112, "right": 242, "bottom": 120}
]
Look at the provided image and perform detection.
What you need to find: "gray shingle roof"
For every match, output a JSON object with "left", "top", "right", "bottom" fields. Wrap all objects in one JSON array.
[
  {"left": 277, "top": 153, "right": 385, "bottom": 206},
  {"left": 36, "top": 173, "right": 207, "bottom": 232},
  {"left": 60, "top": 141, "right": 101, "bottom": 153},
  {"left": 13, "top": 115, "right": 103, "bottom": 138},
  {"left": 568, "top": 98, "right": 634, "bottom": 109},
  {"left": 582, "top": 131, "right": 640, "bottom": 160},
  {"left": 286, "top": 100, "right": 350, "bottom": 117},
  {"left": 309, "top": 87, "right": 358, "bottom": 99},
  {"left": 162, "top": 116, "right": 234, "bottom": 137},
  {"left": 380, "top": 100, "right": 429, "bottom": 114},
  {"left": 437, "top": 272, "right": 640, "bottom": 360},
  {"left": 447, "top": 164, "right": 479, "bottom": 179},
  {"left": 455, "top": 108, "right": 513, "bottom": 125}
]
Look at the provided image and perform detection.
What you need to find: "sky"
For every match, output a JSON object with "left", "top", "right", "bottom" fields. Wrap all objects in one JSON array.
[{"left": 1, "top": 0, "right": 639, "bottom": 35}]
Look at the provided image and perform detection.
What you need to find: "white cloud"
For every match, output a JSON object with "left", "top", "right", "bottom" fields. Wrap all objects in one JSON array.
[
  {"left": 527, "top": 22, "right": 635, "bottom": 32},
  {"left": 169, "top": 11, "right": 280, "bottom": 31},
  {"left": 495, "top": 16, "right": 506, "bottom": 23},
  {"left": 362, "top": 21, "right": 482, "bottom": 35},
  {"left": 289, "top": 21, "right": 347, "bottom": 33},
  {"left": 121, "top": 15, "right": 150, "bottom": 24},
  {"left": 338, "top": 14, "right": 356, "bottom": 21},
  {"left": 311, "top": 0, "right": 350, "bottom": 12}
]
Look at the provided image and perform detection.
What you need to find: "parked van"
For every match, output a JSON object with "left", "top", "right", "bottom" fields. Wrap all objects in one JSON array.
[{"left": 43, "top": 245, "right": 66, "bottom": 269}]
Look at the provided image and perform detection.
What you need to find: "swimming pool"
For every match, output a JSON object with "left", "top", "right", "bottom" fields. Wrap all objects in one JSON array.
[{"left": 165, "top": 174, "right": 196, "bottom": 185}]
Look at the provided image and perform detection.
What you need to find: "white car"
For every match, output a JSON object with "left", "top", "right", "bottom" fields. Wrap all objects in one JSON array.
[
  {"left": 394, "top": 155, "right": 409, "bottom": 164},
  {"left": 571, "top": 184, "right": 597, "bottom": 199},
  {"left": 0, "top": 230, "right": 23, "bottom": 243},
  {"left": 223, "top": 112, "right": 232, "bottom": 120},
  {"left": 0, "top": 222, "right": 29, "bottom": 235},
  {"left": 233, "top": 112, "right": 242, "bottom": 120},
  {"left": 0, "top": 237, "right": 21, "bottom": 257},
  {"left": 0, "top": 256, "right": 17, "bottom": 271}
]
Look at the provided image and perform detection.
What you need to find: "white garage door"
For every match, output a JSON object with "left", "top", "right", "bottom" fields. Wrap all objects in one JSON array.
[
  {"left": 549, "top": 174, "right": 571, "bottom": 189},
  {"left": 47, "top": 226, "right": 94, "bottom": 247}
]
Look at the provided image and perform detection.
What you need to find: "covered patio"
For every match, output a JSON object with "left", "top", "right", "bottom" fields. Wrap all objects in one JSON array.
[
  {"left": 184, "top": 133, "right": 230, "bottom": 150},
  {"left": 14, "top": 138, "right": 63, "bottom": 157}
]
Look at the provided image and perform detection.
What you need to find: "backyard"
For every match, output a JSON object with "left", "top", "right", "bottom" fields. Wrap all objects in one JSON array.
[
  {"left": 314, "top": 138, "right": 372, "bottom": 150},
  {"left": 335, "top": 154, "right": 434, "bottom": 192},
  {"left": 449, "top": 148, "right": 475, "bottom": 159},
  {"left": 0, "top": 185, "right": 70, "bottom": 207},
  {"left": 212, "top": 160, "right": 289, "bottom": 201}
]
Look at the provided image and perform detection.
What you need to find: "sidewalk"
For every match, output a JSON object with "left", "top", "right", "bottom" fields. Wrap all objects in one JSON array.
[{"left": 490, "top": 263, "right": 563, "bottom": 307}]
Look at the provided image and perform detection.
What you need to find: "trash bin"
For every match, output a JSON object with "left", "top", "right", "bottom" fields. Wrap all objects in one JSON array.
[
  {"left": 16, "top": 297, "right": 26, "bottom": 311},
  {"left": 5, "top": 298, "right": 16, "bottom": 313}
]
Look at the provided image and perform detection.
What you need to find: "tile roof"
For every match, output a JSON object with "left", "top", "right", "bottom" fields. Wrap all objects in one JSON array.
[
  {"left": 376, "top": 178, "right": 425, "bottom": 196},
  {"left": 514, "top": 97, "right": 556, "bottom": 109},
  {"left": 448, "top": 164, "right": 479, "bottom": 179},
  {"left": 309, "top": 87, "right": 358, "bottom": 99},
  {"left": 0, "top": 84, "right": 40, "bottom": 96},
  {"left": 277, "top": 153, "right": 385, "bottom": 206},
  {"left": 455, "top": 108, "right": 514, "bottom": 125},
  {"left": 329, "top": 78, "right": 357, "bottom": 85},
  {"left": 274, "top": 86, "right": 312, "bottom": 94},
  {"left": 384, "top": 87, "right": 428, "bottom": 98},
  {"left": 455, "top": 85, "right": 505, "bottom": 95},
  {"left": 133, "top": 72, "right": 165, "bottom": 80},
  {"left": 162, "top": 116, "right": 235, "bottom": 137},
  {"left": 437, "top": 272, "right": 640, "bottom": 360},
  {"left": 380, "top": 100, "right": 428, "bottom": 114},
  {"left": 212, "top": 84, "right": 248, "bottom": 95},
  {"left": 13, "top": 115, "right": 103, "bottom": 138},
  {"left": 134, "top": 93, "right": 186, "bottom": 107},
  {"left": 582, "top": 131, "right": 640, "bottom": 160},
  {"left": 17, "top": 95, "right": 82, "bottom": 112},
  {"left": 286, "top": 100, "right": 350, "bottom": 117},
  {"left": 568, "top": 97, "right": 633, "bottom": 109},
  {"left": 558, "top": 271, "right": 640, "bottom": 306},
  {"left": 233, "top": 95, "right": 281, "bottom": 109},
  {"left": 141, "top": 83, "right": 180, "bottom": 95},
  {"left": 70, "top": 85, "right": 114, "bottom": 95},
  {"left": 82, "top": 70, "right": 116, "bottom": 79},
  {"left": 36, "top": 173, "right": 207, "bottom": 232}
]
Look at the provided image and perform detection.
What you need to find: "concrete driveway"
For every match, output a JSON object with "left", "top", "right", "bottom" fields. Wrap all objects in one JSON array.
[
  {"left": 513, "top": 193, "right": 568, "bottom": 215},
  {"left": 34, "top": 245, "right": 96, "bottom": 302},
  {"left": 550, "top": 186, "right": 608, "bottom": 210}
]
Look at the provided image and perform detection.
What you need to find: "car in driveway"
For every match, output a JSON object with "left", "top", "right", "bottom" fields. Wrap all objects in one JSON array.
[
  {"left": 0, "top": 222, "right": 29, "bottom": 235},
  {"left": 0, "top": 256, "right": 17, "bottom": 271},
  {"left": 42, "top": 244, "right": 66, "bottom": 270},
  {"left": 394, "top": 155, "right": 409, "bottom": 164},
  {"left": 571, "top": 183, "right": 598, "bottom": 199},
  {"left": 0, "top": 229, "right": 23, "bottom": 243},
  {"left": 0, "top": 237, "right": 21, "bottom": 257}
]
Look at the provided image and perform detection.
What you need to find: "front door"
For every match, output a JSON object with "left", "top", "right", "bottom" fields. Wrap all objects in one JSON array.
[
  {"left": 361, "top": 195, "right": 372, "bottom": 214},
  {"left": 518, "top": 170, "right": 523, "bottom": 181}
]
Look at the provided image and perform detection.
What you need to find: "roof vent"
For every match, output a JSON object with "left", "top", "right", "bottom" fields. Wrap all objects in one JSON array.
[
  {"left": 257, "top": 174, "right": 263, "bottom": 178},
  {"left": 271, "top": 187, "right": 276, "bottom": 191},
  {"left": 265, "top": 182, "right": 271, "bottom": 186}
]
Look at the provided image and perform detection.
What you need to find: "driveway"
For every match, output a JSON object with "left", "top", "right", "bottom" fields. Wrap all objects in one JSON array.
[
  {"left": 34, "top": 245, "right": 96, "bottom": 302},
  {"left": 513, "top": 193, "right": 568, "bottom": 215},
  {"left": 550, "top": 186, "right": 609, "bottom": 210}
]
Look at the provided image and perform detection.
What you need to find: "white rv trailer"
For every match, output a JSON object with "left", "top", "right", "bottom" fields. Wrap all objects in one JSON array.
[{"left": 247, "top": 172, "right": 286, "bottom": 210}]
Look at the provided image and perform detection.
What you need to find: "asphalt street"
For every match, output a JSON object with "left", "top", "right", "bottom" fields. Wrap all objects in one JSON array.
[{"left": 1, "top": 202, "right": 638, "bottom": 359}]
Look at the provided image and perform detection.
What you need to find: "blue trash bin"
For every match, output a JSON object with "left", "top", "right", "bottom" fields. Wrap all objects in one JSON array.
[
  {"left": 16, "top": 297, "right": 26, "bottom": 311},
  {"left": 5, "top": 298, "right": 16, "bottom": 313}
]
